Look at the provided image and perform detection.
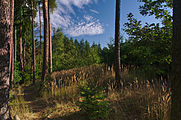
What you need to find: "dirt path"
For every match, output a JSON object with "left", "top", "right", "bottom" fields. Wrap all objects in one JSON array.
[{"left": 22, "top": 85, "right": 51, "bottom": 120}]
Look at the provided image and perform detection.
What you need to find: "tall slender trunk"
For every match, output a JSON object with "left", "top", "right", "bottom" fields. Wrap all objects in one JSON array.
[
  {"left": 13, "top": 27, "right": 16, "bottom": 87},
  {"left": 14, "top": 26, "right": 17, "bottom": 61},
  {"left": 48, "top": 0, "right": 52, "bottom": 73},
  {"left": 114, "top": 0, "right": 121, "bottom": 89},
  {"left": 10, "top": 0, "right": 14, "bottom": 88},
  {"left": 23, "top": 39, "right": 26, "bottom": 66},
  {"left": 39, "top": 2, "right": 42, "bottom": 65},
  {"left": 42, "top": 0, "right": 49, "bottom": 81},
  {"left": 19, "top": 7, "right": 23, "bottom": 72},
  {"left": 0, "top": 0, "right": 12, "bottom": 119},
  {"left": 31, "top": 0, "right": 36, "bottom": 84},
  {"left": 22, "top": 9, "right": 26, "bottom": 69},
  {"left": 171, "top": 0, "right": 181, "bottom": 119}
]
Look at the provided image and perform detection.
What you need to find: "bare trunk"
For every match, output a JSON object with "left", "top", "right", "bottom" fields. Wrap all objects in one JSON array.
[
  {"left": 23, "top": 39, "right": 26, "bottom": 67},
  {"left": 19, "top": 7, "right": 23, "bottom": 72},
  {"left": 10, "top": 0, "right": 14, "bottom": 88},
  {"left": 22, "top": 9, "right": 26, "bottom": 69},
  {"left": 0, "top": 0, "right": 12, "bottom": 119},
  {"left": 48, "top": 0, "right": 52, "bottom": 73},
  {"left": 14, "top": 27, "right": 17, "bottom": 61},
  {"left": 42, "top": 0, "right": 49, "bottom": 81},
  {"left": 39, "top": 2, "right": 42, "bottom": 65},
  {"left": 114, "top": 0, "right": 121, "bottom": 89},
  {"left": 31, "top": 0, "right": 36, "bottom": 84},
  {"left": 171, "top": 1, "right": 181, "bottom": 119}
]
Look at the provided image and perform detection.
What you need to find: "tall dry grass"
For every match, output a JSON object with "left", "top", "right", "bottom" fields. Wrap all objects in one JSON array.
[
  {"left": 45, "top": 64, "right": 171, "bottom": 120},
  {"left": 10, "top": 64, "right": 171, "bottom": 120}
]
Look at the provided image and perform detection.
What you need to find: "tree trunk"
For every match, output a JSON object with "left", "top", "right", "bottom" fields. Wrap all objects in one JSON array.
[
  {"left": 22, "top": 9, "right": 26, "bottom": 69},
  {"left": 48, "top": 0, "right": 52, "bottom": 73},
  {"left": 0, "top": 0, "right": 12, "bottom": 119},
  {"left": 19, "top": 7, "right": 23, "bottom": 72},
  {"left": 10, "top": 0, "right": 14, "bottom": 88},
  {"left": 114, "top": 0, "right": 121, "bottom": 89},
  {"left": 42, "top": 0, "right": 49, "bottom": 81},
  {"left": 14, "top": 27, "right": 17, "bottom": 62},
  {"left": 171, "top": 1, "right": 181, "bottom": 119},
  {"left": 39, "top": 2, "right": 42, "bottom": 65},
  {"left": 31, "top": 0, "right": 36, "bottom": 84},
  {"left": 23, "top": 39, "right": 26, "bottom": 67}
]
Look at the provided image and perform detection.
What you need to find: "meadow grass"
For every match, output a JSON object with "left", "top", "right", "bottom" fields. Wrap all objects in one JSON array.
[{"left": 10, "top": 64, "right": 171, "bottom": 120}]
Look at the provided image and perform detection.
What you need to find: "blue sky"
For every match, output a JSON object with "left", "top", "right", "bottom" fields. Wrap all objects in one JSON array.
[{"left": 36, "top": 0, "right": 161, "bottom": 47}]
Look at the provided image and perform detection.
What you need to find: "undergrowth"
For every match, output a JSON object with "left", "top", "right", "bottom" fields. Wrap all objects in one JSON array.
[{"left": 10, "top": 64, "right": 171, "bottom": 120}]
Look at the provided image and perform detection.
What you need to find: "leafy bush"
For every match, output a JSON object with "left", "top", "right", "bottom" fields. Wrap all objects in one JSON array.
[
  {"left": 13, "top": 62, "right": 22, "bottom": 85},
  {"left": 78, "top": 83, "right": 111, "bottom": 120}
]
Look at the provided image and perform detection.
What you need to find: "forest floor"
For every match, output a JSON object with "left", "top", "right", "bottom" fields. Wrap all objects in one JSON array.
[
  {"left": 10, "top": 84, "right": 46, "bottom": 120},
  {"left": 11, "top": 83, "right": 82, "bottom": 120},
  {"left": 22, "top": 85, "right": 48, "bottom": 119},
  {"left": 10, "top": 65, "right": 171, "bottom": 120}
]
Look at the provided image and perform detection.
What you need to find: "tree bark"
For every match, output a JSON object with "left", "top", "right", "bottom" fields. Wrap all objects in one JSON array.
[
  {"left": 0, "top": 0, "right": 12, "bottom": 119},
  {"left": 42, "top": 0, "right": 49, "bottom": 81},
  {"left": 19, "top": 7, "right": 23, "bottom": 72},
  {"left": 22, "top": 9, "right": 25, "bottom": 69},
  {"left": 14, "top": 27, "right": 16, "bottom": 62},
  {"left": 23, "top": 39, "right": 25, "bottom": 67},
  {"left": 114, "top": 0, "right": 121, "bottom": 89},
  {"left": 10, "top": 0, "right": 14, "bottom": 88},
  {"left": 13, "top": 27, "right": 16, "bottom": 87},
  {"left": 48, "top": 0, "right": 52, "bottom": 73},
  {"left": 31, "top": 0, "right": 36, "bottom": 84},
  {"left": 39, "top": 2, "right": 42, "bottom": 65},
  {"left": 171, "top": 0, "right": 181, "bottom": 119}
]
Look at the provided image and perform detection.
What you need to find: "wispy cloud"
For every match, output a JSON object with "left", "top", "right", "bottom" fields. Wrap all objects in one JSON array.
[
  {"left": 36, "top": 0, "right": 104, "bottom": 37},
  {"left": 84, "top": 15, "right": 93, "bottom": 22},
  {"left": 59, "top": 0, "right": 97, "bottom": 9},
  {"left": 66, "top": 15, "right": 104, "bottom": 36},
  {"left": 90, "top": 9, "right": 99, "bottom": 14}
]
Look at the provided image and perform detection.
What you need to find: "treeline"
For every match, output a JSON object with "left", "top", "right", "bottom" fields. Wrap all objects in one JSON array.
[
  {"left": 102, "top": 2, "right": 172, "bottom": 80},
  {"left": 14, "top": 28, "right": 102, "bottom": 84},
  {"left": 52, "top": 28, "right": 101, "bottom": 71},
  {"left": 12, "top": 0, "right": 102, "bottom": 84},
  {"left": 11, "top": 0, "right": 172, "bottom": 85},
  {"left": 12, "top": 0, "right": 57, "bottom": 84}
]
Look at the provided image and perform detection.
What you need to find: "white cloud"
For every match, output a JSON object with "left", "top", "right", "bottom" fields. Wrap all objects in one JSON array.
[
  {"left": 59, "top": 0, "right": 97, "bottom": 9},
  {"left": 84, "top": 15, "right": 93, "bottom": 22},
  {"left": 36, "top": 0, "right": 104, "bottom": 37},
  {"left": 51, "top": 11, "right": 72, "bottom": 28},
  {"left": 66, "top": 15, "right": 104, "bottom": 36},
  {"left": 90, "top": 9, "right": 99, "bottom": 14}
]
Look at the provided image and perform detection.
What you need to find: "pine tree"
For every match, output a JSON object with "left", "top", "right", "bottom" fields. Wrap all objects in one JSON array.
[
  {"left": 48, "top": 0, "right": 52, "bottom": 73},
  {"left": 42, "top": 0, "right": 49, "bottom": 81},
  {"left": 39, "top": 1, "right": 42, "bottom": 65},
  {"left": 10, "top": 0, "right": 14, "bottom": 88},
  {"left": 0, "top": 0, "right": 13, "bottom": 119},
  {"left": 114, "top": 0, "right": 121, "bottom": 89},
  {"left": 31, "top": 0, "right": 36, "bottom": 84},
  {"left": 171, "top": 0, "right": 181, "bottom": 119}
]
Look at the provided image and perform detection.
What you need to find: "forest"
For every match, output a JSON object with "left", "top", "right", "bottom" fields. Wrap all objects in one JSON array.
[{"left": 0, "top": 0, "right": 181, "bottom": 120}]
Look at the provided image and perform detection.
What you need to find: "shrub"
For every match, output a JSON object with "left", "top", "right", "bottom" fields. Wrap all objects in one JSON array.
[
  {"left": 13, "top": 62, "right": 22, "bottom": 85},
  {"left": 78, "top": 83, "right": 111, "bottom": 120}
]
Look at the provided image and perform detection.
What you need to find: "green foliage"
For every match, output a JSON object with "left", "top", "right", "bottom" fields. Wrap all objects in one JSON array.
[
  {"left": 49, "top": 0, "right": 57, "bottom": 13},
  {"left": 78, "top": 83, "right": 111, "bottom": 120},
  {"left": 13, "top": 62, "right": 22, "bottom": 84},
  {"left": 100, "top": 40, "right": 115, "bottom": 66},
  {"left": 52, "top": 28, "right": 101, "bottom": 71},
  {"left": 101, "top": 1, "right": 172, "bottom": 79},
  {"left": 123, "top": 1, "right": 172, "bottom": 78},
  {"left": 139, "top": 0, "right": 172, "bottom": 19}
]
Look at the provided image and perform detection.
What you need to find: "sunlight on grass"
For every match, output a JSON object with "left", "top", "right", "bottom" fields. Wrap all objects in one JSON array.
[{"left": 10, "top": 65, "right": 171, "bottom": 120}]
